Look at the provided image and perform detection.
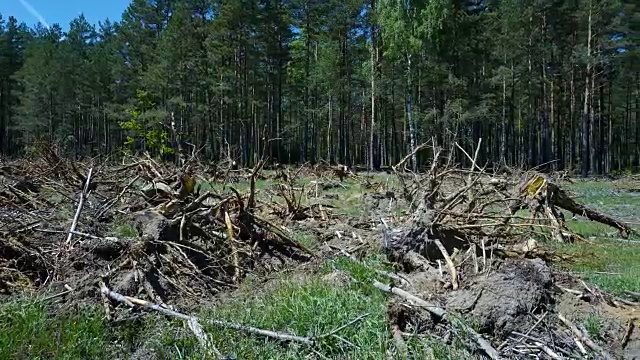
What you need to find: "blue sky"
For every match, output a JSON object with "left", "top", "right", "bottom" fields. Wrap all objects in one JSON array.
[{"left": 0, "top": 0, "right": 130, "bottom": 30}]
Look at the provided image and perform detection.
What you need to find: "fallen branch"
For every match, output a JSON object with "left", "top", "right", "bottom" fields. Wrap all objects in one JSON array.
[
  {"left": 433, "top": 239, "right": 458, "bottom": 290},
  {"left": 100, "top": 282, "right": 222, "bottom": 358},
  {"left": 621, "top": 319, "right": 635, "bottom": 349},
  {"left": 224, "top": 211, "right": 241, "bottom": 283},
  {"left": 209, "top": 319, "right": 315, "bottom": 345},
  {"left": 65, "top": 167, "right": 93, "bottom": 245},
  {"left": 42, "top": 284, "right": 74, "bottom": 302},
  {"left": 209, "top": 314, "right": 371, "bottom": 349},
  {"left": 557, "top": 313, "right": 614, "bottom": 360},
  {"left": 100, "top": 282, "right": 369, "bottom": 354},
  {"left": 625, "top": 291, "right": 640, "bottom": 299}
]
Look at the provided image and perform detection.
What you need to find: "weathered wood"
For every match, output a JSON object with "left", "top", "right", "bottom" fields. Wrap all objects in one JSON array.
[
  {"left": 65, "top": 167, "right": 93, "bottom": 245},
  {"left": 518, "top": 172, "right": 634, "bottom": 239}
]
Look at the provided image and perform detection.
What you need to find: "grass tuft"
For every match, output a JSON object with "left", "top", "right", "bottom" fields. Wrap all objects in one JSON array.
[
  {"left": 583, "top": 312, "right": 604, "bottom": 340},
  {"left": 0, "top": 300, "right": 110, "bottom": 359},
  {"left": 157, "top": 271, "right": 390, "bottom": 359},
  {"left": 112, "top": 222, "right": 138, "bottom": 237}
]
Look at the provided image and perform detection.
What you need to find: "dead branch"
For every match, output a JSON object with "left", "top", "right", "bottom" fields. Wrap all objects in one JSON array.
[
  {"left": 65, "top": 167, "right": 93, "bottom": 245},
  {"left": 224, "top": 211, "right": 241, "bottom": 283},
  {"left": 100, "top": 282, "right": 222, "bottom": 358},
  {"left": 621, "top": 319, "right": 634, "bottom": 349},
  {"left": 392, "top": 142, "right": 430, "bottom": 172},
  {"left": 557, "top": 313, "right": 614, "bottom": 360},
  {"left": 433, "top": 239, "right": 458, "bottom": 290}
]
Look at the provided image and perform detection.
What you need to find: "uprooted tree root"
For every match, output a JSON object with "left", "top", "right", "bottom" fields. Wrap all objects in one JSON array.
[
  {"left": 370, "top": 139, "right": 638, "bottom": 359},
  {"left": 384, "top": 138, "right": 634, "bottom": 270},
  {"left": 0, "top": 145, "right": 315, "bottom": 303}
]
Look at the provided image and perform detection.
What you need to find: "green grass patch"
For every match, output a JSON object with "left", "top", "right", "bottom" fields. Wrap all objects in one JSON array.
[
  {"left": 583, "top": 312, "right": 604, "bottom": 340},
  {"left": 0, "top": 300, "right": 135, "bottom": 360},
  {"left": 157, "top": 270, "right": 390, "bottom": 359},
  {"left": 295, "top": 232, "right": 317, "bottom": 249},
  {"left": 324, "top": 184, "right": 366, "bottom": 217},
  {"left": 565, "top": 218, "right": 616, "bottom": 239},
  {"left": 565, "top": 181, "right": 640, "bottom": 209},
  {"left": 112, "top": 222, "right": 138, "bottom": 237},
  {"left": 551, "top": 240, "right": 640, "bottom": 295}
]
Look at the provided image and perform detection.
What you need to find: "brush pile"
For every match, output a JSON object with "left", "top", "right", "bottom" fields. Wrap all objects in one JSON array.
[
  {"left": 0, "top": 143, "right": 313, "bottom": 303},
  {"left": 376, "top": 141, "right": 637, "bottom": 359}
]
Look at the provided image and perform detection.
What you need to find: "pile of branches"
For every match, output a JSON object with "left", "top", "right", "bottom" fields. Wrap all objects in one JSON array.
[
  {"left": 385, "top": 140, "right": 634, "bottom": 269},
  {"left": 374, "top": 139, "right": 636, "bottom": 359},
  {"left": 0, "top": 144, "right": 313, "bottom": 301}
]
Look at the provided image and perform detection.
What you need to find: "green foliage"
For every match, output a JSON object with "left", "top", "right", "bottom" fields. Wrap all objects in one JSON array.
[{"left": 118, "top": 89, "right": 173, "bottom": 155}]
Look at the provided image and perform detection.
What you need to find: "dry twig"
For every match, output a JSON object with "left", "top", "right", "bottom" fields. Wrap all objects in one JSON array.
[{"left": 557, "top": 313, "right": 614, "bottom": 360}]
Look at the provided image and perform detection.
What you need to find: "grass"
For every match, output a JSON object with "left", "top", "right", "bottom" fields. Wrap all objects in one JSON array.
[
  {"left": 551, "top": 240, "right": 640, "bottom": 295},
  {"left": 295, "top": 232, "right": 317, "bottom": 249},
  {"left": 0, "top": 252, "right": 472, "bottom": 360},
  {"left": 154, "top": 252, "right": 393, "bottom": 359},
  {"left": 583, "top": 312, "right": 604, "bottom": 340},
  {"left": 111, "top": 222, "right": 138, "bottom": 237},
  {"left": 0, "top": 299, "right": 130, "bottom": 360}
]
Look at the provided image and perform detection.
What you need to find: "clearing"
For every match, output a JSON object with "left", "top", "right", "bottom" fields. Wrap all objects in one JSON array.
[{"left": 1, "top": 144, "right": 639, "bottom": 360}]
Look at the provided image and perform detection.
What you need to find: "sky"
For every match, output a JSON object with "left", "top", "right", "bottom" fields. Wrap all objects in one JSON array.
[{"left": 0, "top": 0, "right": 131, "bottom": 30}]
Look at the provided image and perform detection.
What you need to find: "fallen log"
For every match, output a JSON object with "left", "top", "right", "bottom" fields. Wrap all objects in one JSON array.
[{"left": 518, "top": 173, "right": 634, "bottom": 239}]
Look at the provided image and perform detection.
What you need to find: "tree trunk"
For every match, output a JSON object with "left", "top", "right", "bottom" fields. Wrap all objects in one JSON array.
[
  {"left": 606, "top": 80, "right": 612, "bottom": 173},
  {"left": 570, "top": 61, "right": 576, "bottom": 170},
  {"left": 501, "top": 59, "right": 507, "bottom": 165},
  {"left": 369, "top": 0, "right": 376, "bottom": 171},
  {"left": 407, "top": 55, "right": 417, "bottom": 171},
  {"left": 581, "top": 2, "right": 592, "bottom": 178}
]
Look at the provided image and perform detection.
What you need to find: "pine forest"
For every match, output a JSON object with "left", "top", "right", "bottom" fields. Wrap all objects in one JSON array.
[{"left": 1, "top": 0, "right": 639, "bottom": 174}]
